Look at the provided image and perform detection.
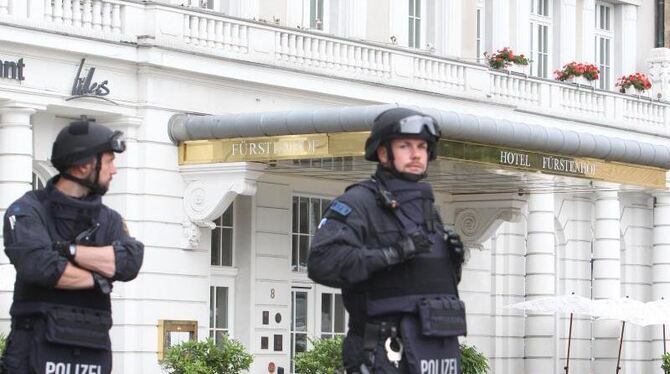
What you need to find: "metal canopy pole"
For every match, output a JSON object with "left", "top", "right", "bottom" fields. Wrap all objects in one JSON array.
[{"left": 616, "top": 321, "right": 626, "bottom": 374}]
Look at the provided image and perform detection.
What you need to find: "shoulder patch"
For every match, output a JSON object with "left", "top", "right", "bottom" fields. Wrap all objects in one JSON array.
[{"left": 329, "top": 200, "right": 352, "bottom": 217}]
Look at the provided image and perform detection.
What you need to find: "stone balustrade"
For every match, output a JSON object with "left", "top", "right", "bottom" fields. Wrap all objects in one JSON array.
[{"left": 0, "top": 1, "right": 668, "bottom": 135}]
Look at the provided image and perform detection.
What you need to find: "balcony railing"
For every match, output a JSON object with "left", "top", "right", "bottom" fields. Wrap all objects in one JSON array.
[{"left": 1, "top": 1, "right": 667, "bottom": 134}]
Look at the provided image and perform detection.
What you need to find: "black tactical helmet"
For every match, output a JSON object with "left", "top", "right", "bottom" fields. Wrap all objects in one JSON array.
[
  {"left": 51, "top": 117, "right": 126, "bottom": 172},
  {"left": 364, "top": 107, "right": 441, "bottom": 162}
]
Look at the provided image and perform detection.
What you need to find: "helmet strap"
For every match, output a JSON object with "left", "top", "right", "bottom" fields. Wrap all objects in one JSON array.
[{"left": 60, "top": 153, "right": 108, "bottom": 195}]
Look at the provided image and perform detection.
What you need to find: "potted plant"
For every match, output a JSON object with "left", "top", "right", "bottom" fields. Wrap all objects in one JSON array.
[
  {"left": 484, "top": 47, "right": 529, "bottom": 72},
  {"left": 160, "top": 337, "right": 253, "bottom": 374},
  {"left": 554, "top": 62, "right": 600, "bottom": 84},
  {"left": 461, "top": 343, "right": 490, "bottom": 374},
  {"left": 662, "top": 352, "right": 670, "bottom": 374},
  {"left": 615, "top": 72, "right": 652, "bottom": 94},
  {"left": 294, "top": 336, "right": 344, "bottom": 374}
]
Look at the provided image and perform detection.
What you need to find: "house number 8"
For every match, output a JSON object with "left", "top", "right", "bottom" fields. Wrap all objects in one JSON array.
[{"left": 270, "top": 288, "right": 275, "bottom": 299}]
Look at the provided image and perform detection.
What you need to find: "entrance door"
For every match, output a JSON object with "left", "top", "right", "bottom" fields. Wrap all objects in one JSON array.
[{"left": 290, "top": 285, "right": 347, "bottom": 372}]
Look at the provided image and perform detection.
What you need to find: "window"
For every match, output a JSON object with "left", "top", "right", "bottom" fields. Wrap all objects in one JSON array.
[
  {"left": 290, "top": 290, "right": 309, "bottom": 373},
  {"left": 476, "top": 7, "right": 484, "bottom": 63},
  {"left": 211, "top": 204, "right": 233, "bottom": 267},
  {"left": 531, "top": 0, "right": 549, "bottom": 16},
  {"left": 408, "top": 0, "right": 421, "bottom": 48},
  {"left": 595, "top": 3, "right": 613, "bottom": 90},
  {"left": 209, "top": 286, "right": 229, "bottom": 345},
  {"left": 320, "top": 292, "right": 346, "bottom": 339},
  {"left": 292, "top": 196, "right": 330, "bottom": 272},
  {"left": 310, "top": 0, "right": 324, "bottom": 30},
  {"left": 530, "top": 0, "right": 551, "bottom": 78}
]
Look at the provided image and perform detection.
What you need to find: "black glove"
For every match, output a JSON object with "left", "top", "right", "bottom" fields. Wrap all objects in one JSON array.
[
  {"left": 92, "top": 272, "right": 113, "bottom": 294},
  {"left": 53, "top": 241, "right": 76, "bottom": 262},
  {"left": 380, "top": 233, "right": 433, "bottom": 266},
  {"left": 445, "top": 230, "right": 464, "bottom": 265}
]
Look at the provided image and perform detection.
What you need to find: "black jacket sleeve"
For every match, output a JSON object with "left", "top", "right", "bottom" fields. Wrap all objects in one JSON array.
[
  {"left": 3, "top": 200, "right": 68, "bottom": 288},
  {"left": 307, "top": 191, "right": 392, "bottom": 289},
  {"left": 106, "top": 209, "right": 144, "bottom": 282}
]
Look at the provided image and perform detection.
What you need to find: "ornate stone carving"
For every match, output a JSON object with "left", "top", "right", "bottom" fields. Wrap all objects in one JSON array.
[
  {"left": 180, "top": 162, "right": 265, "bottom": 248},
  {"left": 451, "top": 195, "right": 524, "bottom": 249},
  {"left": 647, "top": 48, "right": 670, "bottom": 101}
]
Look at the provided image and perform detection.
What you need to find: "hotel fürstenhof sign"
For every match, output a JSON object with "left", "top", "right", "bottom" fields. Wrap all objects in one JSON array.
[{"left": 178, "top": 132, "right": 666, "bottom": 189}]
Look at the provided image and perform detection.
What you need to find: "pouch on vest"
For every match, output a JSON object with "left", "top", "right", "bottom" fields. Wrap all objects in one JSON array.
[
  {"left": 399, "top": 315, "right": 461, "bottom": 374},
  {"left": 29, "top": 308, "right": 112, "bottom": 374},
  {"left": 418, "top": 296, "right": 467, "bottom": 337}
]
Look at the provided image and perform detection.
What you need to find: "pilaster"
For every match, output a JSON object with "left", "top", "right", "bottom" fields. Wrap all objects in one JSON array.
[
  {"left": 580, "top": 0, "right": 596, "bottom": 62},
  {"left": 617, "top": 4, "right": 638, "bottom": 78},
  {"left": 0, "top": 102, "right": 43, "bottom": 332},
  {"left": 592, "top": 190, "right": 622, "bottom": 374},
  {"left": 486, "top": 0, "right": 510, "bottom": 52},
  {"left": 556, "top": 0, "right": 577, "bottom": 65},
  {"left": 524, "top": 193, "right": 556, "bottom": 374}
]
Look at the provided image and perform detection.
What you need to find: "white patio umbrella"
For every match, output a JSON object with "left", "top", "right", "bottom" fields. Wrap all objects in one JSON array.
[
  {"left": 644, "top": 298, "right": 670, "bottom": 354},
  {"left": 505, "top": 293, "right": 599, "bottom": 374},
  {"left": 591, "top": 297, "right": 660, "bottom": 374}
]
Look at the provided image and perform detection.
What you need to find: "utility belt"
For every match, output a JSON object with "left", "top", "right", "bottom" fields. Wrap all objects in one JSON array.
[
  {"left": 12, "top": 306, "right": 112, "bottom": 374},
  {"left": 354, "top": 296, "right": 466, "bottom": 374}
]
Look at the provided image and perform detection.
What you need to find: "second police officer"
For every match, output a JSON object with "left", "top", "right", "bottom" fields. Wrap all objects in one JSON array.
[
  {"left": 308, "top": 107, "right": 467, "bottom": 374},
  {"left": 0, "top": 118, "right": 144, "bottom": 374}
]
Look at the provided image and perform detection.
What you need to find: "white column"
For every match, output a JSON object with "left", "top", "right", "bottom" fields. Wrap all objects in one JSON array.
[
  {"left": 525, "top": 193, "right": 556, "bottom": 374},
  {"left": 557, "top": 195, "right": 592, "bottom": 374},
  {"left": 620, "top": 193, "right": 653, "bottom": 374},
  {"left": 491, "top": 220, "right": 527, "bottom": 374},
  {"left": 592, "top": 191, "right": 621, "bottom": 374},
  {"left": 580, "top": 0, "right": 595, "bottom": 62},
  {"left": 0, "top": 104, "right": 39, "bottom": 332},
  {"left": 615, "top": 4, "right": 638, "bottom": 78},
  {"left": 652, "top": 193, "right": 670, "bottom": 370},
  {"left": 486, "top": 0, "right": 509, "bottom": 52},
  {"left": 556, "top": 0, "right": 577, "bottom": 65}
]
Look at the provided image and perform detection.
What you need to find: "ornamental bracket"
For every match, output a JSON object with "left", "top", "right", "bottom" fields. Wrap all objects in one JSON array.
[{"left": 180, "top": 162, "right": 266, "bottom": 249}]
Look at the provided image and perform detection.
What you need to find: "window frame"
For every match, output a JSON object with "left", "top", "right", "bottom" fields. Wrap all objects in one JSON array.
[
  {"left": 211, "top": 202, "right": 235, "bottom": 267},
  {"left": 529, "top": 0, "right": 552, "bottom": 79},
  {"left": 408, "top": 0, "right": 422, "bottom": 49},
  {"left": 208, "top": 280, "right": 234, "bottom": 344},
  {"left": 595, "top": 2, "right": 614, "bottom": 90},
  {"left": 301, "top": 0, "right": 330, "bottom": 32},
  {"left": 476, "top": 6, "right": 485, "bottom": 64},
  {"left": 291, "top": 194, "right": 331, "bottom": 273}
]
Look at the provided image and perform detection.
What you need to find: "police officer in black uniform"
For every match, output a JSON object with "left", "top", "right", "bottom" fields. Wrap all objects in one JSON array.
[
  {"left": 0, "top": 118, "right": 144, "bottom": 374},
  {"left": 308, "top": 108, "right": 466, "bottom": 374}
]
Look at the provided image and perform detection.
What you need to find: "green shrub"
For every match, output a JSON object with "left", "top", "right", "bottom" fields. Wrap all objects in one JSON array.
[
  {"left": 294, "top": 336, "right": 344, "bottom": 374},
  {"left": 0, "top": 333, "right": 5, "bottom": 354},
  {"left": 662, "top": 352, "right": 670, "bottom": 374},
  {"left": 160, "top": 337, "right": 252, "bottom": 374},
  {"left": 461, "top": 343, "right": 490, "bottom": 374}
]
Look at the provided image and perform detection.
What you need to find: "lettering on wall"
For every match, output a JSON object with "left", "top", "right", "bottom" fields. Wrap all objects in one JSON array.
[
  {"left": 499, "top": 150, "right": 597, "bottom": 176},
  {"left": 0, "top": 58, "right": 25, "bottom": 81},
  {"left": 69, "top": 58, "right": 111, "bottom": 100}
]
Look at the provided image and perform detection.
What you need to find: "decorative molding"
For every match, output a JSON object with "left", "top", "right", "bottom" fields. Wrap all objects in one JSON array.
[
  {"left": 450, "top": 194, "right": 525, "bottom": 249},
  {"left": 179, "top": 162, "right": 265, "bottom": 248}
]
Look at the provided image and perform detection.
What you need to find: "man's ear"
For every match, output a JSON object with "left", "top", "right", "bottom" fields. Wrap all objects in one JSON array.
[{"left": 377, "top": 146, "right": 388, "bottom": 164}]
